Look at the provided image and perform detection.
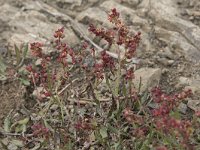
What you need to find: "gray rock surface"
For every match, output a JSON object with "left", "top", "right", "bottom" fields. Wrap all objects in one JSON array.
[{"left": 133, "top": 68, "right": 162, "bottom": 93}]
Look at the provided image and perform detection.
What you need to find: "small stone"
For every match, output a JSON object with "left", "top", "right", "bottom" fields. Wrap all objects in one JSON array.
[
  {"left": 161, "top": 68, "right": 169, "bottom": 74},
  {"left": 50, "top": 104, "right": 59, "bottom": 111},
  {"left": 179, "top": 77, "right": 191, "bottom": 85},
  {"left": 189, "top": 16, "right": 194, "bottom": 20},
  {"left": 158, "top": 47, "right": 175, "bottom": 60},
  {"left": 1, "top": 138, "right": 9, "bottom": 146},
  {"left": 167, "top": 60, "right": 174, "bottom": 65},
  {"left": 133, "top": 68, "right": 162, "bottom": 93},
  {"left": 32, "top": 87, "right": 43, "bottom": 98},
  {"left": 187, "top": 100, "right": 200, "bottom": 111},
  {"left": 35, "top": 58, "right": 43, "bottom": 66},
  {"left": 7, "top": 143, "right": 18, "bottom": 150},
  {"left": 178, "top": 103, "right": 187, "bottom": 114},
  {"left": 76, "top": 7, "right": 109, "bottom": 26},
  {"left": 157, "top": 58, "right": 173, "bottom": 66}
]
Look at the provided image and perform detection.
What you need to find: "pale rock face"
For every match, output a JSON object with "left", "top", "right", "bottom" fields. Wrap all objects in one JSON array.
[
  {"left": 154, "top": 27, "right": 200, "bottom": 62},
  {"left": 187, "top": 100, "right": 200, "bottom": 111},
  {"left": 0, "top": 4, "right": 18, "bottom": 22},
  {"left": 133, "top": 68, "right": 162, "bottom": 93},
  {"left": 149, "top": 0, "right": 200, "bottom": 55},
  {"left": 76, "top": 7, "right": 109, "bottom": 26}
]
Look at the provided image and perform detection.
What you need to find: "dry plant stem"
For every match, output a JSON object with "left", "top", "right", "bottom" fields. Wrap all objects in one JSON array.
[
  {"left": 58, "top": 78, "right": 79, "bottom": 95},
  {"left": 0, "top": 131, "right": 33, "bottom": 137},
  {"left": 68, "top": 98, "right": 97, "bottom": 105},
  {"left": 31, "top": 72, "right": 42, "bottom": 108}
]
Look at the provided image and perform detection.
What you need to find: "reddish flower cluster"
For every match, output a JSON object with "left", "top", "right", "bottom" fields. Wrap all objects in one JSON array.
[
  {"left": 109, "top": 8, "right": 141, "bottom": 59},
  {"left": 151, "top": 87, "right": 192, "bottom": 117},
  {"left": 101, "top": 50, "right": 115, "bottom": 68},
  {"left": 155, "top": 117, "right": 193, "bottom": 149},
  {"left": 54, "top": 27, "right": 76, "bottom": 66},
  {"left": 88, "top": 24, "right": 115, "bottom": 45},
  {"left": 125, "top": 68, "right": 134, "bottom": 80},
  {"left": 31, "top": 123, "right": 49, "bottom": 138},
  {"left": 93, "top": 63, "right": 104, "bottom": 79},
  {"left": 151, "top": 87, "right": 193, "bottom": 149},
  {"left": 54, "top": 26, "right": 65, "bottom": 47},
  {"left": 108, "top": 8, "right": 120, "bottom": 24},
  {"left": 125, "top": 32, "right": 141, "bottom": 59},
  {"left": 30, "top": 42, "right": 43, "bottom": 57},
  {"left": 89, "top": 8, "right": 141, "bottom": 59}
]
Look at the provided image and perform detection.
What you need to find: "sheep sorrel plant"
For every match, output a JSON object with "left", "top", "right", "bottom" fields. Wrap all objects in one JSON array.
[{"left": 5, "top": 8, "right": 200, "bottom": 149}]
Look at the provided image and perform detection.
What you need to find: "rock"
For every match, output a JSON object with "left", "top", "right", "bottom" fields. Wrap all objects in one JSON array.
[
  {"left": 184, "top": 78, "right": 200, "bottom": 95},
  {"left": 120, "top": 0, "right": 140, "bottom": 7},
  {"left": 133, "top": 68, "right": 162, "bottom": 93},
  {"left": 154, "top": 27, "right": 200, "bottom": 62},
  {"left": 178, "top": 102, "right": 187, "bottom": 114},
  {"left": 1, "top": 138, "right": 9, "bottom": 146},
  {"left": 179, "top": 77, "right": 191, "bottom": 86},
  {"left": 157, "top": 58, "right": 174, "bottom": 66},
  {"left": 35, "top": 58, "right": 43, "bottom": 66},
  {"left": 32, "top": 87, "right": 44, "bottom": 99},
  {"left": 57, "top": 0, "right": 82, "bottom": 5},
  {"left": 8, "top": 10, "right": 79, "bottom": 46},
  {"left": 76, "top": 7, "right": 109, "bottom": 26},
  {"left": 0, "top": 4, "right": 18, "bottom": 22},
  {"left": 187, "top": 100, "right": 200, "bottom": 111},
  {"left": 157, "top": 47, "right": 175, "bottom": 60},
  {"left": 50, "top": 104, "right": 59, "bottom": 111},
  {"left": 7, "top": 143, "right": 18, "bottom": 150},
  {"left": 167, "top": 60, "right": 175, "bottom": 65},
  {"left": 6, "top": 8, "right": 79, "bottom": 56},
  {"left": 8, "top": 33, "right": 46, "bottom": 56},
  {"left": 149, "top": 0, "right": 200, "bottom": 54}
]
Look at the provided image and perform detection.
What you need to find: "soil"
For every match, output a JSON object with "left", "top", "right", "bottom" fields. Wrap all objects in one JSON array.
[{"left": 0, "top": 80, "right": 24, "bottom": 125}]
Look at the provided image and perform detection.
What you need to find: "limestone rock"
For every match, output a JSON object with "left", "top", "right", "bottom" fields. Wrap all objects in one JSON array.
[
  {"left": 178, "top": 77, "right": 191, "bottom": 86},
  {"left": 178, "top": 102, "right": 187, "bottom": 114},
  {"left": 155, "top": 27, "right": 200, "bottom": 62},
  {"left": 183, "top": 78, "right": 200, "bottom": 95},
  {"left": 149, "top": 0, "right": 200, "bottom": 54},
  {"left": 187, "top": 100, "right": 200, "bottom": 111},
  {"left": 121, "top": 0, "right": 140, "bottom": 7},
  {"left": 133, "top": 68, "right": 162, "bottom": 93},
  {"left": 0, "top": 4, "right": 18, "bottom": 22},
  {"left": 7, "top": 10, "right": 79, "bottom": 54},
  {"left": 76, "top": 7, "right": 109, "bottom": 26},
  {"left": 57, "top": 0, "right": 82, "bottom": 4}
]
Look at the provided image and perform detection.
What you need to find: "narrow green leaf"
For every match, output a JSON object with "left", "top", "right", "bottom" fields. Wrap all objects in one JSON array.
[
  {"left": 15, "top": 124, "right": 24, "bottom": 133},
  {"left": 14, "top": 44, "right": 21, "bottom": 65},
  {"left": 0, "top": 56, "right": 7, "bottom": 73},
  {"left": 17, "top": 117, "right": 29, "bottom": 125},
  {"left": 100, "top": 127, "right": 108, "bottom": 139},
  {"left": 19, "top": 78, "right": 30, "bottom": 86},
  {"left": 107, "top": 124, "right": 118, "bottom": 134},
  {"left": 0, "top": 74, "right": 7, "bottom": 81},
  {"left": 23, "top": 43, "right": 29, "bottom": 57},
  {"left": 3, "top": 116, "right": 11, "bottom": 132},
  {"left": 44, "top": 119, "right": 54, "bottom": 132}
]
